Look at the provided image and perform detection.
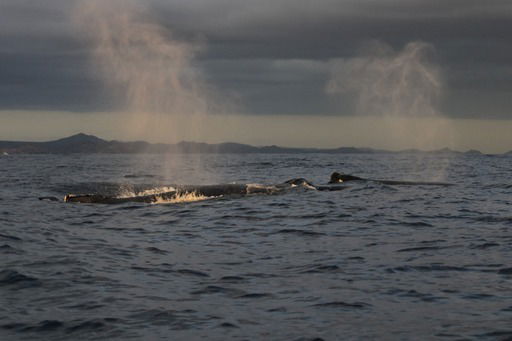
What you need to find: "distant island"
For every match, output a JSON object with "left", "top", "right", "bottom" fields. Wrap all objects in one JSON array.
[{"left": 0, "top": 133, "right": 499, "bottom": 155}]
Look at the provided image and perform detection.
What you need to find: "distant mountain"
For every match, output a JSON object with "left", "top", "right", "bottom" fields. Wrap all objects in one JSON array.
[
  {"left": 464, "top": 149, "right": 483, "bottom": 156},
  {"left": 0, "top": 133, "right": 491, "bottom": 155},
  {"left": 0, "top": 133, "right": 110, "bottom": 154}
]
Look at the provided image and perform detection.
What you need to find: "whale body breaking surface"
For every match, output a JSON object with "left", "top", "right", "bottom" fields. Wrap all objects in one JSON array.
[{"left": 48, "top": 172, "right": 455, "bottom": 205}]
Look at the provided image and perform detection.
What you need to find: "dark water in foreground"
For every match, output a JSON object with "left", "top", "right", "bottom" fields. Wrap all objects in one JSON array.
[{"left": 1, "top": 153, "right": 511, "bottom": 340}]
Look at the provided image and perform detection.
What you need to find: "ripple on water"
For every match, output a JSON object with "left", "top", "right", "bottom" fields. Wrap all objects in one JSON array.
[
  {"left": 144, "top": 246, "right": 169, "bottom": 255},
  {"left": 175, "top": 269, "right": 210, "bottom": 277},
  {"left": 312, "top": 301, "right": 371, "bottom": 309},
  {"left": 0, "top": 270, "right": 42, "bottom": 288},
  {"left": 497, "top": 267, "right": 512, "bottom": 275},
  {"left": 387, "top": 264, "right": 469, "bottom": 273},
  {"left": 0, "top": 244, "right": 24, "bottom": 254},
  {"left": 298, "top": 264, "right": 342, "bottom": 274},
  {"left": 218, "top": 275, "right": 247, "bottom": 283},
  {"left": 191, "top": 285, "right": 245, "bottom": 297},
  {"left": 1, "top": 317, "right": 119, "bottom": 335},
  {"left": 0, "top": 233, "right": 22, "bottom": 241},
  {"left": 269, "top": 229, "right": 326, "bottom": 237},
  {"left": 126, "top": 308, "right": 220, "bottom": 329},
  {"left": 470, "top": 242, "right": 500, "bottom": 249},
  {"left": 395, "top": 245, "right": 458, "bottom": 253}
]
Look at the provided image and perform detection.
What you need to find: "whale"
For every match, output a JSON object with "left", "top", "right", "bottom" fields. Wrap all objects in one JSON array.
[
  {"left": 61, "top": 178, "right": 347, "bottom": 204},
  {"left": 64, "top": 183, "right": 274, "bottom": 204},
  {"left": 40, "top": 172, "right": 453, "bottom": 204},
  {"left": 328, "top": 172, "right": 454, "bottom": 186}
]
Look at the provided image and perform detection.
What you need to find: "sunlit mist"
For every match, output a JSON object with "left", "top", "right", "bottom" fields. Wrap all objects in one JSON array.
[
  {"left": 327, "top": 41, "right": 452, "bottom": 150},
  {"left": 73, "top": 0, "right": 220, "bottom": 141}
]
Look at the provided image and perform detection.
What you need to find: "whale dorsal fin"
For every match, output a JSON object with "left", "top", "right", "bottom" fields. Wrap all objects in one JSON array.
[{"left": 329, "top": 172, "right": 364, "bottom": 183}]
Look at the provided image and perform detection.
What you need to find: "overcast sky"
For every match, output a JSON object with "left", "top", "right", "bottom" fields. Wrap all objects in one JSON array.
[{"left": 1, "top": 0, "right": 511, "bottom": 151}]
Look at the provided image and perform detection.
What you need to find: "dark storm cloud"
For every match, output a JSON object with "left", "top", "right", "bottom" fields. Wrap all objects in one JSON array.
[{"left": 0, "top": 0, "right": 511, "bottom": 118}]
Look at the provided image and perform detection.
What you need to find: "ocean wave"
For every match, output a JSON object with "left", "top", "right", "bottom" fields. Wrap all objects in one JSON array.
[{"left": 0, "top": 269, "right": 41, "bottom": 288}]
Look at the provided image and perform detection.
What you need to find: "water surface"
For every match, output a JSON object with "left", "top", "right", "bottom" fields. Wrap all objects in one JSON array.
[{"left": 1, "top": 153, "right": 511, "bottom": 340}]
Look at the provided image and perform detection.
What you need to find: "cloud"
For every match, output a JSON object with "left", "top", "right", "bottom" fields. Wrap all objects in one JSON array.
[{"left": 0, "top": 0, "right": 511, "bottom": 118}]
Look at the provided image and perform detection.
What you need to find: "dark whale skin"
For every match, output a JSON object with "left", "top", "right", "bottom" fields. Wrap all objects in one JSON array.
[
  {"left": 329, "top": 172, "right": 453, "bottom": 186},
  {"left": 61, "top": 173, "right": 450, "bottom": 205}
]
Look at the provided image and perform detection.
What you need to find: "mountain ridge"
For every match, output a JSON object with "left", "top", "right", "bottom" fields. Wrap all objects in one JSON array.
[{"left": 0, "top": 133, "right": 503, "bottom": 155}]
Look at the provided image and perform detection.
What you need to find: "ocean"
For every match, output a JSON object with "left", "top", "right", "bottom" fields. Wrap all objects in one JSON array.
[{"left": 1, "top": 153, "right": 511, "bottom": 340}]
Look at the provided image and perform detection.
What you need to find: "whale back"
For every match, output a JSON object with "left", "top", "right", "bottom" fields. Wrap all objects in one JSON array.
[{"left": 328, "top": 172, "right": 364, "bottom": 183}]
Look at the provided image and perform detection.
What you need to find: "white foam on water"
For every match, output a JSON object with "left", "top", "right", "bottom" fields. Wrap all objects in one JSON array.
[{"left": 153, "top": 191, "right": 217, "bottom": 204}]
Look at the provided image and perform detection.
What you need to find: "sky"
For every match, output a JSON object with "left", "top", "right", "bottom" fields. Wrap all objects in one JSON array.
[{"left": 0, "top": 0, "right": 511, "bottom": 152}]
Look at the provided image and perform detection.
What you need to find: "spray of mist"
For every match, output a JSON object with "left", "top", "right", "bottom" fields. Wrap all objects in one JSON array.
[
  {"left": 327, "top": 41, "right": 454, "bottom": 150},
  {"left": 74, "top": 0, "right": 227, "bottom": 184},
  {"left": 327, "top": 41, "right": 454, "bottom": 179},
  {"left": 74, "top": 0, "right": 216, "bottom": 141},
  {"left": 328, "top": 41, "right": 441, "bottom": 119}
]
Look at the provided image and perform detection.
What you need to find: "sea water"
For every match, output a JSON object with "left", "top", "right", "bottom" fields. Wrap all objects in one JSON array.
[{"left": 1, "top": 153, "right": 511, "bottom": 340}]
